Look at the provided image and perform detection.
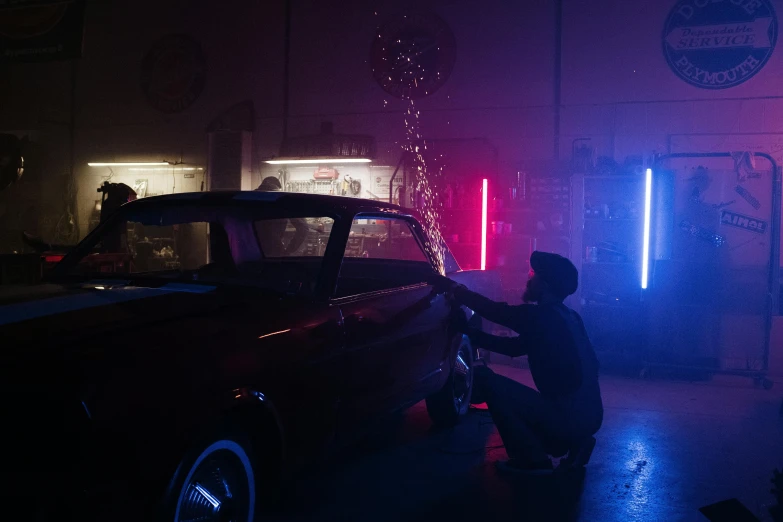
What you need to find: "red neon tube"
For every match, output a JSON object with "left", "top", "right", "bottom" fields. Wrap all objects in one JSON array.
[{"left": 481, "top": 178, "right": 488, "bottom": 270}]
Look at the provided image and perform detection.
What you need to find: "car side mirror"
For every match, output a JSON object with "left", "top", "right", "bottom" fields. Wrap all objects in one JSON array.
[{"left": 0, "top": 133, "right": 25, "bottom": 192}]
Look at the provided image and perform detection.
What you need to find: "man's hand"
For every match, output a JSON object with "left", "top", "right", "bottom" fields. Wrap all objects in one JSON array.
[
  {"left": 428, "top": 273, "right": 459, "bottom": 294},
  {"left": 449, "top": 309, "right": 471, "bottom": 333}
]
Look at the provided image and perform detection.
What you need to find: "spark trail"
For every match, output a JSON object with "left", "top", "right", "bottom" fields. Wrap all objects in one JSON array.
[{"left": 402, "top": 98, "right": 446, "bottom": 274}]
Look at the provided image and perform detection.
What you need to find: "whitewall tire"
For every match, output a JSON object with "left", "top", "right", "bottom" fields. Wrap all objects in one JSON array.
[{"left": 172, "top": 438, "right": 256, "bottom": 522}]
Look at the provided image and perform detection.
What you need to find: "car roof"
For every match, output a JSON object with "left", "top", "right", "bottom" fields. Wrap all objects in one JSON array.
[
  {"left": 123, "top": 190, "right": 423, "bottom": 222},
  {"left": 129, "top": 190, "right": 412, "bottom": 217}
]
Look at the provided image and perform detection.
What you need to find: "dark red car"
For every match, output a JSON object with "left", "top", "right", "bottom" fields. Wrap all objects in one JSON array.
[{"left": 0, "top": 191, "right": 484, "bottom": 521}]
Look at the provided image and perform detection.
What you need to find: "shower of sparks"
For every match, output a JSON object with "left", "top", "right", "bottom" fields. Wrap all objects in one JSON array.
[
  {"left": 374, "top": 17, "right": 448, "bottom": 274},
  {"left": 402, "top": 98, "right": 446, "bottom": 275}
]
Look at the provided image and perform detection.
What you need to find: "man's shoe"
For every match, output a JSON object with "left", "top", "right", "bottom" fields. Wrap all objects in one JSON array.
[
  {"left": 559, "top": 436, "right": 596, "bottom": 470},
  {"left": 495, "top": 458, "right": 554, "bottom": 476}
]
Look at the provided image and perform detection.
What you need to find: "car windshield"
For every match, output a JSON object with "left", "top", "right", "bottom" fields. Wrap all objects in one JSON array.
[{"left": 57, "top": 202, "right": 336, "bottom": 295}]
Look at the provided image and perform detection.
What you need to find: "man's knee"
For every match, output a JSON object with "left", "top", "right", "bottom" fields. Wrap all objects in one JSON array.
[
  {"left": 473, "top": 365, "right": 496, "bottom": 384},
  {"left": 474, "top": 365, "right": 502, "bottom": 398},
  {"left": 473, "top": 366, "right": 497, "bottom": 388}
]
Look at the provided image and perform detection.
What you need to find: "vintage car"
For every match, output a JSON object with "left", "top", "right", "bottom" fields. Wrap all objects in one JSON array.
[{"left": 0, "top": 191, "right": 491, "bottom": 521}]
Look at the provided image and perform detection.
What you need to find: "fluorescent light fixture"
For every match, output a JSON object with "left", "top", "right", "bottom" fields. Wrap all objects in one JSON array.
[
  {"left": 641, "top": 168, "right": 653, "bottom": 290},
  {"left": 128, "top": 167, "right": 203, "bottom": 172},
  {"left": 88, "top": 162, "right": 170, "bottom": 167},
  {"left": 264, "top": 158, "right": 371, "bottom": 165},
  {"left": 481, "top": 178, "right": 488, "bottom": 271}
]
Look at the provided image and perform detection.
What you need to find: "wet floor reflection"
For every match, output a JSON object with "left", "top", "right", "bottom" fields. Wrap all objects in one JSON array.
[{"left": 268, "top": 367, "right": 782, "bottom": 522}]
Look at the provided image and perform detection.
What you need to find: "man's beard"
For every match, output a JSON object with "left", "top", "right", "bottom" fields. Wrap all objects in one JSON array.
[{"left": 522, "top": 283, "right": 536, "bottom": 304}]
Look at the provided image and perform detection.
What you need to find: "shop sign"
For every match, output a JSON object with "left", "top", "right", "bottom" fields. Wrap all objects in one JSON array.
[
  {"left": 140, "top": 34, "right": 206, "bottom": 114},
  {"left": 720, "top": 210, "right": 767, "bottom": 233},
  {"left": 373, "top": 175, "right": 404, "bottom": 195},
  {"left": 663, "top": 0, "right": 778, "bottom": 89},
  {"left": 0, "top": 0, "right": 85, "bottom": 62}
]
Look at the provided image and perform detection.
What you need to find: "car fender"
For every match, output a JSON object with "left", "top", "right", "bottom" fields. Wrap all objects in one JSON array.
[
  {"left": 226, "top": 387, "right": 287, "bottom": 468},
  {"left": 157, "top": 387, "right": 287, "bottom": 508},
  {"left": 160, "top": 387, "right": 287, "bottom": 478}
]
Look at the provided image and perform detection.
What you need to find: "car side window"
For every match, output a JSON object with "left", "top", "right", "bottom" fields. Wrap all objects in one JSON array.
[
  {"left": 443, "top": 247, "right": 460, "bottom": 274},
  {"left": 335, "top": 216, "right": 435, "bottom": 298},
  {"left": 253, "top": 217, "right": 333, "bottom": 258},
  {"left": 240, "top": 216, "right": 335, "bottom": 295},
  {"left": 344, "top": 217, "right": 429, "bottom": 262}
]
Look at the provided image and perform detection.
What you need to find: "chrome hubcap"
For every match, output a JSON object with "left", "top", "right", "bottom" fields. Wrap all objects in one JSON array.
[
  {"left": 452, "top": 343, "right": 472, "bottom": 410},
  {"left": 177, "top": 450, "right": 250, "bottom": 522}
]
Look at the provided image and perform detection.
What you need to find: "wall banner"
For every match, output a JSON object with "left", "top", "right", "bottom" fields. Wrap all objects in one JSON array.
[{"left": 0, "top": 0, "right": 85, "bottom": 62}]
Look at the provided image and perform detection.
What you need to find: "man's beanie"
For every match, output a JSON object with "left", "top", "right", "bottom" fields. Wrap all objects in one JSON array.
[{"left": 530, "top": 251, "right": 578, "bottom": 299}]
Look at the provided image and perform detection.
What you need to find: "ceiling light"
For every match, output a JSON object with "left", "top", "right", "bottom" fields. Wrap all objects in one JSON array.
[
  {"left": 88, "top": 162, "right": 171, "bottom": 167},
  {"left": 264, "top": 158, "right": 372, "bottom": 165},
  {"left": 127, "top": 167, "right": 203, "bottom": 172}
]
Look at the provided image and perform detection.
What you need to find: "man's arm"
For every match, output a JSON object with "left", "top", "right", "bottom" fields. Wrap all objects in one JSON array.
[
  {"left": 469, "top": 329, "right": 528, "bottom": 358},
  {"left": 453, "top": 284, "right": 526, "bottom": 332}
]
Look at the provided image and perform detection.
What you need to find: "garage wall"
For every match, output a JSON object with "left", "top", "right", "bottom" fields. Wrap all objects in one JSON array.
[
  {"left": 278, "top": 0, "right": 782, "bottom": 267},
  {"left": 73, "top": 0, "right": 287, "bottom": 238},
  {"left": 269, "top": 0, "right": 557, "bottom": 174},
  {"left": 0, "top": 0, "right": 287, "bottom": 240},
  {"left": 559, "top": 0, "right": 783, "bottom": 157},
  {"left": 558, "top": 0, "right": 783, "bottom": 268},
  {"left": 1, "top": 0, "right": 780, "bottom": 268}
]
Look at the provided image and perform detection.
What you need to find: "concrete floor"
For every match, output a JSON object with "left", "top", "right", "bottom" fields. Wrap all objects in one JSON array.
[{"left": 270, "top": 365, "right": 783, "bottom": 522}]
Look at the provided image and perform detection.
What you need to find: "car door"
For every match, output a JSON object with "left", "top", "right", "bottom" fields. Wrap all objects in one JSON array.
[
  {"left": 332, "top": 214, "right": 452, "bottom": 436},
  {"left": 226, "top": 213, "right": 348, "bottom": 464}
]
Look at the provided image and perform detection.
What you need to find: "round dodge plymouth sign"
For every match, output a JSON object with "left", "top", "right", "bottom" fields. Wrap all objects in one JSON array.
[{"left": 663, "top": 0, "right": 778, "bottom": 89}]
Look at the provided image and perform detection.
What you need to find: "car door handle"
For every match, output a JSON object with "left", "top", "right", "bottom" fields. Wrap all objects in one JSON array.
[
  {"left": 344, "top": 314, "right": 367, "bottom": 327},
  {"left": 310, "top": 320, "right": 343, "bottom": 340},
  {"left": 307, "top": 321, "right": 345, "bottom": 365}
]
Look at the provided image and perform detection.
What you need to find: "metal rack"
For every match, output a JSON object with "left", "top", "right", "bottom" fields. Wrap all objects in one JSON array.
[
  {"left": 571, "top": 173, "right": 647, "bottom": 370},
  {"left": 642, "top": 152, "right": 781, "bottom": 389}
]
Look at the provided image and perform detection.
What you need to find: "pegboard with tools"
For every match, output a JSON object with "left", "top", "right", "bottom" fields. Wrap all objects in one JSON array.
[{"left": 284, "top": 177, "right": 363, "bottom": 197}]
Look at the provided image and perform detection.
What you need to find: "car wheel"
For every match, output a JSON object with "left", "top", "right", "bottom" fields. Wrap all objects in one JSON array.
[
  {"left": 425, "top": 334, "right": 474, "bottom": 427},
  {"left": 164, "top": 436, "right": 257, "bottom": 522}
]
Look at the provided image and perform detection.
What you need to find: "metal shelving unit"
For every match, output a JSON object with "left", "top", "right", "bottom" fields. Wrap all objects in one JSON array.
[{"left": 573, "top": 172, "right": 647, "bottom": 365}]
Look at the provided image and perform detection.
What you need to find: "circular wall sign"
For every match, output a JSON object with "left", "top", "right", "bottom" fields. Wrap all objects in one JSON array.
[
  {"left": 370, "top": 12, "right": 456, "bottom": 99},
  {"left": 663, "top": 0, "right": 778, "bottom": 89},
  {"left": 141, "top": 34, "right": 206, "bottom": 113}
]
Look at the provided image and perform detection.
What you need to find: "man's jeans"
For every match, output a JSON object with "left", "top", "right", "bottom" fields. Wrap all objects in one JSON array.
[{"left": 474, "top": 365, "right": 603, "bottom": 462}]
